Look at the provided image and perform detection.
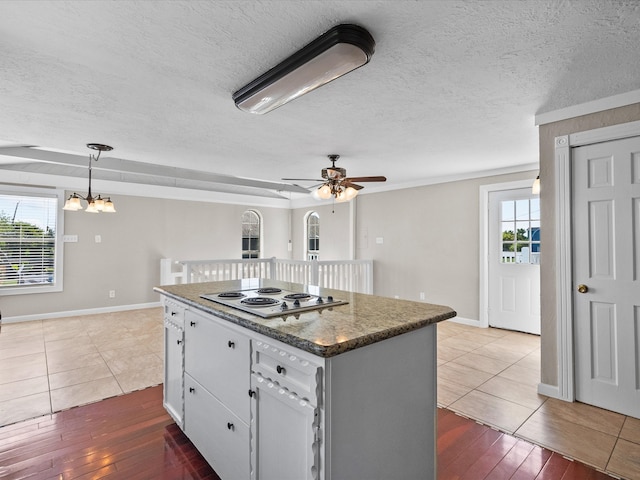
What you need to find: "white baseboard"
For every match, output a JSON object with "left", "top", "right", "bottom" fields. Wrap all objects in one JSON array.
[
  {"left": 537, "top": 382, "right": 561, "bottom": 399},
  {"left": 1, "top": 302, "right": 162, "bottom": 324},
  {"left": 446, "top": 316, "right": 482, "bottom": 327}
]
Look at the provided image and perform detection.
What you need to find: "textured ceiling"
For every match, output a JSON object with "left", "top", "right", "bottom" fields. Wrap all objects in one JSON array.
[{"left": 1, "top": 1, "right": 639, "bottom": 203}]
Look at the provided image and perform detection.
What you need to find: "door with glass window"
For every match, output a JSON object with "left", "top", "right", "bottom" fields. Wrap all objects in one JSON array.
[{"left": 488, "top": 188, "right": 541, "bottom": 334}]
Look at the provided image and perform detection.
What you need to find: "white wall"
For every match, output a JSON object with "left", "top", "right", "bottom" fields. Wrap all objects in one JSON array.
[
  {"left": 4, "top": 169, "right": 536, "bottom": 322},
  {"left": 290, "top": 202, "right": 351, "bottom": 261},
  {"left": 290, "top": 170, "right": 537, "bottom": 321},
  {"left": 1, "top": 193, "right": 290, "bottom": 318}
]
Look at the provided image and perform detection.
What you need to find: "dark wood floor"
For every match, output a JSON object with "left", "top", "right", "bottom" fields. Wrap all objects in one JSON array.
[{"left": 0, "top": 386, "right": 613, "bottom": 480}]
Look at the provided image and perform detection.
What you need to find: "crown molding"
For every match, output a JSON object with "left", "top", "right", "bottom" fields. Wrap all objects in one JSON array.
[{"left": 535, "top": 89, "right": 640, "bottom": 126}]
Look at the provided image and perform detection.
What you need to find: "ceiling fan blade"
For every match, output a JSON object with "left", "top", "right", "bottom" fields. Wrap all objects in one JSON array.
[
  {"left": 282, "top": 178, "right": 325, "bottom": 182},
  {"left": 344, "top": 176, "right": 387, "bottom": 183},
  {"left": 343, "top": 181, "right": 364, "bottom": 190}
]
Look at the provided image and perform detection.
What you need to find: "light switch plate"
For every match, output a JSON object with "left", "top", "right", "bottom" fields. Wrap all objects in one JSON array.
[{"left": 63, "top": 235, "right": 78, "bottom": 243}]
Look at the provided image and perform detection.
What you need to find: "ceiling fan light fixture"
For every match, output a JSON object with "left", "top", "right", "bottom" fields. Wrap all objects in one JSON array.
[
  {"left": 232, "top": 24, "right": 375, "bottom": 115},
  {"left": 317, "top": 184, "right": 333, "bottom": 200},
  {"left": 344, "top": 186, "right": 358, "bottom": 200}
]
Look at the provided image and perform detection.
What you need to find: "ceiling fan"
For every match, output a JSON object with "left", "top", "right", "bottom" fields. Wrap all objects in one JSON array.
[{"left": 283, "top": 154, "right": 386, "bottom": 202}]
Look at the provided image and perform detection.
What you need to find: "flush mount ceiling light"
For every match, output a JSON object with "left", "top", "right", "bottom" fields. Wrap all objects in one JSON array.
[
  {"left": 63, "top": 144, "right": 116, "bottom": 213},
  {"left": 232, "top": 24, "right": 375, "bottom": 115}
]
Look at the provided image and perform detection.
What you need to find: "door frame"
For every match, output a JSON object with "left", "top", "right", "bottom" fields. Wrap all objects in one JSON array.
[
  {"left": 552, "top": 119, "right": 640, "bottom": 402},
  {"left": 479, "top": 179, "right": 537, "bottom": 330}
]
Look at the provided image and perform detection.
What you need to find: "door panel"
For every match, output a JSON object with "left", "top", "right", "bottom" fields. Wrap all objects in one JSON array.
[
  {"left": 590, "top": 302, "right": 616, "bottom": 384},
  {"left": 589, "top": 200, "right": 614, "bottom": 279},
  {"left": 573, "top": 135, "right": 640, "bottom": 417}
]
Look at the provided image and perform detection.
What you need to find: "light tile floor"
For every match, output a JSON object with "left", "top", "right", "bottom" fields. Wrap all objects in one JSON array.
[
  {"left": 437, "top": 320, "right": 640, "bottom": 480},
  {"left": 0, "top": 308, "right": 163, "bottom": 426},
  {"left": 1, "top": 310, "right": 639, "bottom": 479}
]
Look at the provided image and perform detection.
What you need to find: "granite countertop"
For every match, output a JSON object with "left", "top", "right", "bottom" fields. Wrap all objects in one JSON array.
[{"left": 154, "top": 279, "right": 456, "bottom": 358}]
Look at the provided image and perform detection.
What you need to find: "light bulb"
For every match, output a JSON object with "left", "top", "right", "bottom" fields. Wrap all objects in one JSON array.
[
  {"left": 344, "top": 186, "right": 358, "bottom": 200},
  {"left": 85, "top": 201, "right": 99, "bottom": 213},
  {"left": 532, "top": 175, "right": 540, "bottom": 194},
  {"left": 317, "top": 184, "right": 332, "bottom": 200},
  {"left": 335, "top": 190, "right": 349, "bottom": 202},
  {"left": 64, "top": 195, "right": 83, "bottom": 211},
  {"left": 103, "top": 199, "right": 116, "bottom": 213}
]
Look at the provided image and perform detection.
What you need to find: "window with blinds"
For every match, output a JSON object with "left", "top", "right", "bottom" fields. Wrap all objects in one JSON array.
[{"left": 0, "top": 188, "right": 63, "bottom": 294}]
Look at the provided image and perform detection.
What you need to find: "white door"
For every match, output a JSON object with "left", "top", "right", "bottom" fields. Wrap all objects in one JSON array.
[
  {"left": 572, "top": 135, "right": 640, "bottom": 418},
  {"left": 488, "top": 188, "right": 541, "bottom": 334}
]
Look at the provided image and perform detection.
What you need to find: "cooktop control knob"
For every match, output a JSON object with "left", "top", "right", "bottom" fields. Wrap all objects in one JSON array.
[
  {"left": 281, "top": 302, "right": 288, "bottom": 310},
  {"left": 316, "top": 297, "right": 324, "bottom": 304},
  {"left": 293, "top": 299, "right": 301, "bottom": 307},
  {"left": 327, "top": 296, "right": 334, "bottom": 302}
]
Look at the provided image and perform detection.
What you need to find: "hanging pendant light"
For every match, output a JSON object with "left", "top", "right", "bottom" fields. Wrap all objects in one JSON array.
[{"left": 63, "top": 144, "right": 116, "bottom": 213}]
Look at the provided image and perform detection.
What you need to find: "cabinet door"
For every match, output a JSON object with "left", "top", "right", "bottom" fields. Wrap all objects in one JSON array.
[
  {"left": 185, "top": 374, "right": 250, "bottom": 480},
  {"left": 250, "top": 374, "right": 319, "bottom": 480},
  {"left": 163, "top": 321, "right": 184, "bottom": 427},
  {"left": 185, "top": 309, "right": 250, "bottom": 424}
]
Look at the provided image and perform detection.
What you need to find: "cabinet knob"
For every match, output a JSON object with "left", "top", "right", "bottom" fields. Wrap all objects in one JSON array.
[
  {"left": 190, "top": 321, "right": 196, "bottom": 327},
  {"left": 227, "top": 422, "right": 234, "bottom": 431},
  {"left": 176, "top": 339, "right": 182, "bottom": 345},
  {"left": 189, "top": 387, "right": 195, "bottom": 393},
  {"left": 228, "top": 340, "right": 235, "bottom": 349},
  {"left": 276, "top": 365, "right": 286, "bottom": 375}
]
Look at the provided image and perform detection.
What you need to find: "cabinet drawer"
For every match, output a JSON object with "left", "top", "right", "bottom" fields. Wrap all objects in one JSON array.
[
  {"left": 163, "top": 299, "right": 185, "bottom": 327},
  {"left": 185, "top": 309, "right": 250, "bottom": 424},
  {"left": 185, "top": 374, "right": 249, "bottom": 480},
  {"left": 252, "top": 339, "right": 321, "bottom": 406}
]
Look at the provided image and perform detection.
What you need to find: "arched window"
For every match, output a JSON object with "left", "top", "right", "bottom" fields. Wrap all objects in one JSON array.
[
  {"left": 241, "top": 210, "right": 261, "bottom": 259},
  {"left": 306, "top": 212, "right": 320, "bottom": 260}
]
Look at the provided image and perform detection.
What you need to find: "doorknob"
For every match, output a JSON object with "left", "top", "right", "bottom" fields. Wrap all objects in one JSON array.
[{"left": 577, "top": 284, "right": 589, "bottom": 294}]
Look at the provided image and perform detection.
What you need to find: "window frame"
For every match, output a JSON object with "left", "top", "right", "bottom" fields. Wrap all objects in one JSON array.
[
  {"left": 241, "top": 209, "right": 262, "bottom": 259},
  {"left": 0, "top": 185, "right": 65, "bottom": 295},
  {"left": 305, "top": 211, "right": 320, "bottom": 260},
  {"left": 499, "top": 196, "right": 541, "bottom": 265}
]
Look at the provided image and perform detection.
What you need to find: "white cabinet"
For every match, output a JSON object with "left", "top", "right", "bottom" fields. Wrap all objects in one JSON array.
[
  {"left": 185, "top": 374, "right": 250, "bottom": 480},
  {"left": 250, "top": 340, "right": 321, "bottom": 480},
  {"left": 184, "top": 308, "right": 251, "bottom": 478},
  {"left": 250, "top": 375, "right": 319, "bottom": 480},
  {"left": 163, "top": 299, "right": 185, "bottom": 428}
]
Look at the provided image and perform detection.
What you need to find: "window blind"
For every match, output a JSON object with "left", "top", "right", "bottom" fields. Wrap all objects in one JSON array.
[{"left": 0, "top": 193, "right": 58, "bottom": 288}]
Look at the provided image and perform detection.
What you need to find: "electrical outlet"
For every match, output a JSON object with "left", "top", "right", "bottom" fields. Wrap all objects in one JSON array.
[
  {"left": 109, "top": 290, "right": 116, "bottom": 298},
  {"left": 419, "top": 292, "right": 425, "bottom": 300},
  {"left": 95, "top": 235, "right": 102, "bottom": 243}
]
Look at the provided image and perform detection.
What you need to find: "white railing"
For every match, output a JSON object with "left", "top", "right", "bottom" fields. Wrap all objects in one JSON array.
[{"left": 160, "top": 257, "right": 373, "bottom": 294}]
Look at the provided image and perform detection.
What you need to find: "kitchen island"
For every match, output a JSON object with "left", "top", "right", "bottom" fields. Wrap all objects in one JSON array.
[{"left": 155, "top": 279, "right": 456, "bottom": 480}]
